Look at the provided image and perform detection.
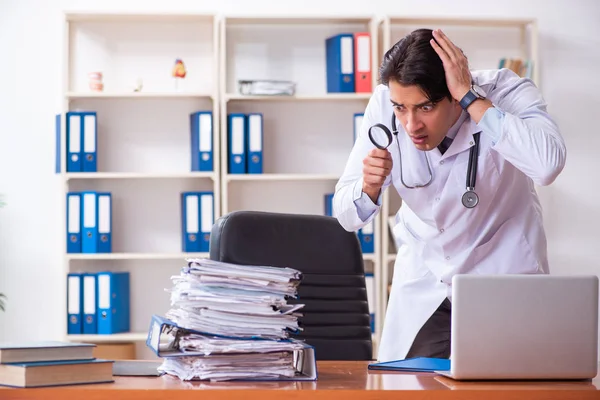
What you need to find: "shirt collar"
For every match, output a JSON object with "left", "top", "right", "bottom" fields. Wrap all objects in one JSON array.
[{"left": 446, "top": 110, "right": 469, "bottom": 140}]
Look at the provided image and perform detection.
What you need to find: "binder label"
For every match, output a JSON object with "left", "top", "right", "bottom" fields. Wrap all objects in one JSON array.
[
  {"left": 83, "top": 275, "right": 96, "bottom": 314},
  {"left": 186, "top": 195, "right": 199, "bottom": 233},
  {"left": 232, "top": 117, "right": 244, "bottom": 155},
  {"left": 363, "top": 220, "right": 374, "bottom": 234},
  {"left": 199, "top": 113, "right": 212, "bottom": 152},
  {"left": 83, "top": 115, "right": 96, "bottom": 152},
  {"left": 98, "top": 195, "right": 110, "bottom": 234},
  {"left": 68, "top": 114, "right": 81, "bottom": 155},
  {"left": 354, "top": 114, "right": 364, "bottom": 143},
  {"left": 357, "top": 35, "right": 370, "bottom": 72},
  {"left": 68, "top": 195, "right": 80, "bottom": 233},
  {"left": 201, "top": 194, "right": 213, "bottom": 233},
  {"left": 98, "top": 274, "right": 110, "bottom": 309},
  {"left": 68, "top": 276, "right": 80, "bottom": 314},
  {"left": 83, "top": 193, "right": 96, "bottom": 228},
  {"left": 341, "top": 36, "right": 353, "bottom": 74},
  {"left": 249, "top": 115, "right": 262, "bottom": 152}
]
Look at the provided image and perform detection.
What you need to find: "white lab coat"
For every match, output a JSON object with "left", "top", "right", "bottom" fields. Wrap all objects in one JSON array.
[{"left": 333, "top": 69, "right": 566, "bottom": 362}]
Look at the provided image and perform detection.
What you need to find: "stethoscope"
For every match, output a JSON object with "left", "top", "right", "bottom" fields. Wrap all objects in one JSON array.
[{"left": 368, "top": 114, "right": 481, "bottom": 209}]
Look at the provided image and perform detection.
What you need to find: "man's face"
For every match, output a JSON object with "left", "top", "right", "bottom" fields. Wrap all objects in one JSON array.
[{"left": 389, "top": 80, "right": 461, "bottom": 151}]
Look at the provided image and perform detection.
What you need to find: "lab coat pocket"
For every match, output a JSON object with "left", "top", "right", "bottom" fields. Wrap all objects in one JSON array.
[
  {"left": 393, "top": 219, "right": 430, "bottom": 281},
  {"left": 471, "top": 217, "right": 540, "bottom": 275}
]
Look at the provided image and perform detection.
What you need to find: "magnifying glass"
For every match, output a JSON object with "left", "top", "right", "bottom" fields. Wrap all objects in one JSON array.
[{"left": 368, "top": 123, "right": 394, "bottom": 150}]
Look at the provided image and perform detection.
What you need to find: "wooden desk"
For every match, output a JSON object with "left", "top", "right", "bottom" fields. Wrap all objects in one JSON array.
[{"left": 1, "top": 361, "right": 598, "bottom": 400}]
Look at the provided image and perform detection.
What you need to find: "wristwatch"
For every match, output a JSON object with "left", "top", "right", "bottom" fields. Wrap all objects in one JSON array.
[{"left": 459, "top": 84, "right": 487, "bottom": 110}]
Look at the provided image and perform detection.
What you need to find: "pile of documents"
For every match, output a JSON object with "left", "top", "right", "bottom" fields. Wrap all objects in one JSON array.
[
  {"left": 238, "top": 79, "right": 296, "bottom": 96},
  {"left": 152, "top": 258, "right": 309, "bottom": 381}
]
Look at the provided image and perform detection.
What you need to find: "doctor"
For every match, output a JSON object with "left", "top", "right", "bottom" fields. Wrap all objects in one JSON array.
[{"left": 333, "top": 28, "right": 566, "bottom": 362}]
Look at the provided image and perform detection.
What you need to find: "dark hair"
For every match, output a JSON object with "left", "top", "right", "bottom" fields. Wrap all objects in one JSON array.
[{"left": 379, "top": 28, "right": 451, "bottom": 103}]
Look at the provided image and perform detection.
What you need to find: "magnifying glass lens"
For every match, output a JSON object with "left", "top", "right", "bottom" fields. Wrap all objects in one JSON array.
[{"left": 369, "top": 125, "right": 392, "bottom": 150}]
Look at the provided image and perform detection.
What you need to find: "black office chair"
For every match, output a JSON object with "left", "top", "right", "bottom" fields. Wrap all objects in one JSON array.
[{"left": 209, "top": 210, "right": 373, "bottom": 361}]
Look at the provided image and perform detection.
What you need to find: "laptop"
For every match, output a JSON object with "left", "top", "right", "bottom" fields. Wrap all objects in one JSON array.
[{"left": 436, "top": 274, "right": 599, "bottom": 380}]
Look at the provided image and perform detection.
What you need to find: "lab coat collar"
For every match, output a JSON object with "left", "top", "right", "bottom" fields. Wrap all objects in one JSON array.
[{"left": 440, "top": 116, "right": 482, "bottom": 161}]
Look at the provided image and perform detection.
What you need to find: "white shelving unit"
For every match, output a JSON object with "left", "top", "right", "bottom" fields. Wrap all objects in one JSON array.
[
  {"left": 55, "top": 11, "right": 540, "bottom": 360},
  {"left": 59, "top": 12, "right": 221, "bottom": 348},
  {"left": 378, "top": 16, "right": 539, "bottom": 316},
  {"left": 219, "top": 15, "right": 383, "bottom": 354}
]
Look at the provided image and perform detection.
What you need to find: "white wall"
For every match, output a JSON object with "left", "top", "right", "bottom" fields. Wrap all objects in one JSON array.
[{"left": 0, "top": 0, "right": 598, "bottom": 350}]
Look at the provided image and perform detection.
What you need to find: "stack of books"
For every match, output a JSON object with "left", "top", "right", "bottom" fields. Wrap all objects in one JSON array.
[
  {"left": 146, "top": 258, "right": 318, "bottom": 382},
  {"left": 0, "top": 342, "right": 113, "bottom": 388}
]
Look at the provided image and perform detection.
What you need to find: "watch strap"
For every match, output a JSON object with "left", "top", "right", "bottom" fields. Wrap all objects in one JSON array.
[{"left": 459, "top": 89, "right": 478, "bottom": 110}]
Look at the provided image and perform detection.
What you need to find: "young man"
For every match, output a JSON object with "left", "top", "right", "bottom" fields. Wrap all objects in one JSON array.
[{"left": 333, "top": 28, "right": 566, "bottom": 362}]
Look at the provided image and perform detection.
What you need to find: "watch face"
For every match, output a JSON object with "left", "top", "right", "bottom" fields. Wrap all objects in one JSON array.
[{"left": 472, "top": 84, "right": 487, "bottom": 98}]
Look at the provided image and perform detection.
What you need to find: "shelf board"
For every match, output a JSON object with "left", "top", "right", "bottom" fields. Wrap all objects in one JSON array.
[
  {"left": 67, "top": 252, "right": 209, "bottom": 261},
  {"left": 65, "top": 12, "right": 215, "bottom": 23},
  {"left": 388, "top": 16, "right": 535, "bottom": 28},
  {"left": 362, "top": 253, "right": 377, "bottom": 262},
  {"left": 63, "top": 172, "right": 216, "bottom": 181},
  {"left": 66, "top": 92, "right": 214, "bottom": 99},
  {"left": 225, "top": 93, "right": 371, "bottom": 102},
  {"left": 226, "top": 173, "right": 339, "bottom": 182},
  {"left": 224, "top": 15, "right": 374, "bottom": 25},
  {"left": 66, "top": 332, "right": 147, "bottom": 343}
]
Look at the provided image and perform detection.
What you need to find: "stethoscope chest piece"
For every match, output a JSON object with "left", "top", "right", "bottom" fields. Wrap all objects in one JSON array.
[{"left": 461, "top": 190, "right": 479, "bottom": 208}]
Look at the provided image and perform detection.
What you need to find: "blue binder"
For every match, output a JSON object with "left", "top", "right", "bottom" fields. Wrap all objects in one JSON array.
[
  {"left": 81, "top": 191, "right": 98, "bottom": 253},
  {"left": 198, "top": 191, "right": 214, "bottom": 252},
  {"left": 67, "top": 273, "right": 82, "bottom": 334},
  {"left": 181, "top": 192, "right": 200, "bottom": 252},
  {"left": 324, "top": 193, "right": 334, "bottom": 217},
  {"left": 97, "top": 192, "right": 112, "bottom": 253},
  {"left": 360, "top": 220, "right": 374, "bottom": 254},
  {"left": 82, "top": 273, "right": 97, "bottom": 334},
  {"left": 66, "top": 192, "right": 82, "bottom": 253},
  {"left": 325, "top": 33, "right": 355, "bottom": 93},
  {"left": 368, "top": 357, "right": 451, "bottom": 372},
  {"left": 97, "top": 271, "right": 130, "bottom": 334},
  {"left": 66, "top": 112, "right": 82, "bottom": 172},
  {"left": 190, "top": 111, "right": 213, "bottom": 172},
  {"left": 353, "top": 113, "right": 364, "bottom": 143},
  {"left": 81, "top": 112, "right": 97, "bottom": 172},
  {"left": 228, "top": 113, "right": 246, "bottom": 174},
  {"left": 246, "top": 113, "right": 263, "bottom": 174}
]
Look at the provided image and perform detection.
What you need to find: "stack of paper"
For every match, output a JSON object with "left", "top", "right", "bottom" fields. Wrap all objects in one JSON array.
[{"left": 154, "top": 258, "right": 308, "bottom": 381}]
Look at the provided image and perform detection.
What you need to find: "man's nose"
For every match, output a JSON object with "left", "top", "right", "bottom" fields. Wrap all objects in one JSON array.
[{"left": 405, "top": 113, "right": 423, "bottom": 134}]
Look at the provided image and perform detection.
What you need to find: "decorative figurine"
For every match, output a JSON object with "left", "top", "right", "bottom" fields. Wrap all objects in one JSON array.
[
  {"left": 88, "top": 72, "right": 103, "bottom": 92},
  {"left": 172, "top": 58, "right": 187, "bottom": 91}
]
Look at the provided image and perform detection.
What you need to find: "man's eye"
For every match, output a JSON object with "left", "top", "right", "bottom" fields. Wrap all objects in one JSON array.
[
  {"left": 422, "top": 105, "right": 433, "bottom": 112},
  {"left": 394, "top": 105, "right": 405, "bottom": 112}
]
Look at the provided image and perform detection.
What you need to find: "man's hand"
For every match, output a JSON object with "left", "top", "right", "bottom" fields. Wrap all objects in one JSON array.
[
  {"left": 430, "top": 29, "right": 472, "bottom": 102},
  {"left": 362, "top": 148, "right": 393, "bottom": 203}
]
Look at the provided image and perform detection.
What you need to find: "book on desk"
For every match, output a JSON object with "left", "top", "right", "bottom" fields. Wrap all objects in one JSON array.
[{"left": 0, "top": 342, "right": 114, "bottom": 388}]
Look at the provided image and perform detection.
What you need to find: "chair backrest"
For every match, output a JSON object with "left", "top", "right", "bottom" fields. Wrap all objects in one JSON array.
[{"left": 209, "top": 210, "right": 373, "bottom": 360}]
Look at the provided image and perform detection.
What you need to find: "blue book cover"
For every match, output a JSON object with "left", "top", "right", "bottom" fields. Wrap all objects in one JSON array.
[{"left": 368, "top": 357, "right": 450, "bottom": 372}]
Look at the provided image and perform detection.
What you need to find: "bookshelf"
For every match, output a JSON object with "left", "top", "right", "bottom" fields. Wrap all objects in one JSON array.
[
  {"left": 55, "top": 12, "right": 540, "bottom": 360},
  {"left": 377, "top": 16, "right": 540, "bottom": 316},
  {"left": 219, "top": 15, "right": 384, "bottom": 353},
  {"left": 59, "top": 12, "right": 220, "bottom": 349}
]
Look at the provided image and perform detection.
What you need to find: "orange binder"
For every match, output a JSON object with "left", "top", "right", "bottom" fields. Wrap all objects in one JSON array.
[{"left": 354, "top": 32, "right": 372, "bottom": 93}]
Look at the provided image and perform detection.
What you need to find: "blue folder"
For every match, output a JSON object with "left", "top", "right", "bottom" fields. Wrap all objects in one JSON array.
[{"left": 368, "top": 357, "right": 450, "bottom": 372}]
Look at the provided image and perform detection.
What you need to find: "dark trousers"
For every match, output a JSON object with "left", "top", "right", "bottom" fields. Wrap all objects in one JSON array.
[{"left": 406, "top": 298, "right": 452, "bottom": 359}]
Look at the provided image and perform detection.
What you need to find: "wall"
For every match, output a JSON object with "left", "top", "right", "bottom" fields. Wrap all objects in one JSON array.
[{"left": 0, "top": 0, "right": 598, "bottom": 349}]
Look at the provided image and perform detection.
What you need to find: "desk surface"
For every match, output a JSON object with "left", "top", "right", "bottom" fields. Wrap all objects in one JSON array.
[{"left": 1, "top": 361, "right": 599, "bottom": 400}]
